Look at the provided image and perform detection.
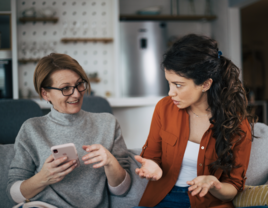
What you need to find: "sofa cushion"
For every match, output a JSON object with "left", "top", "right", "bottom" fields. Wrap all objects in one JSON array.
[
  {"left": 246, "top": 122, "right": 268, "bottom": 186},
  {"left": 0, "top": 144, "right": 16, "bottom": 207},
  {"left": 0, "top": 99, "right": 43, "bottom": 144},
  {"left": 233, "top": 185, "right": 268, "bottom": 207},
  {"left": 110, "top": 148, "right": 148, "bottom": 208}
]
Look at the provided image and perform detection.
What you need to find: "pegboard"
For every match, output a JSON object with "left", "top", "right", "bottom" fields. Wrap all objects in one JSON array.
[{"left": 16, "top": 0, "right": 116, "bottom": 98}]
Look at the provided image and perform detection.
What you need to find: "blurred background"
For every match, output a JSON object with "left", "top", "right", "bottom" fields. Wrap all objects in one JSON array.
[{"left": 0, "top": 0, "right": 266, "bottom": 148}]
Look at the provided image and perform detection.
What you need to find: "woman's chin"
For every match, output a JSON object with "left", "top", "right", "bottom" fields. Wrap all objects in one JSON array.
[
  {"left": 70, "top": 107, "right": 82, "bottom": 114},
  {"left": 65, "top": 105, "right": 82, "bottom": 114}
]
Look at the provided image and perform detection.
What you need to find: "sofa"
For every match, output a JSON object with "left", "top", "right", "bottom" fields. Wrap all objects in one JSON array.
[{"left": 0, "top": 97, "right": 268, "bottom": 208}]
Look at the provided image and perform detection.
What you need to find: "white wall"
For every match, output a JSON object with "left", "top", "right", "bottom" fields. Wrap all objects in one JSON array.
[
  {"left": 211, "top": 0, "right": 230, "bottom": 58},
  {"left": 113, "top": 105, "right": 156, "bottom": 149}
]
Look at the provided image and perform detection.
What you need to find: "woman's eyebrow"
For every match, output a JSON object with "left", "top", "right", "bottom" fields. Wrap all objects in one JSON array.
[
  {"left": 58, "top": 78, "right": 82, "bottom": 87},
  {"left": 172, "top": 81, "right": 185, "bottom": 84}
]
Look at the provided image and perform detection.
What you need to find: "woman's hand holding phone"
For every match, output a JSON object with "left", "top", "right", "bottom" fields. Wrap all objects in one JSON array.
[
  {"left": 38, "top": 155, "right": 77, "bottom": 186},
  {"left": 135, "top": 155, "right": 163, "bottom": 181},
  {"left": 82, "top": 144, "right": 114, "bottom": 168}
]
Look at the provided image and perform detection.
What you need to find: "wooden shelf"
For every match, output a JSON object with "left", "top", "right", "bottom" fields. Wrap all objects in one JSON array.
[
  {"left": 120, "top": 15, "right": 217, "bottom": 21},
  {"left": 18, "top": 59, "right": 40, "bottom": 64},
  {"left": 61, "top": 38, "right": 113, "bottom": 43},
  {"left": 89, "top": 78, "right": 101, "bottom": 83},
  {"left": 19, "top": 17, "right": 58, "bottom": 23}
]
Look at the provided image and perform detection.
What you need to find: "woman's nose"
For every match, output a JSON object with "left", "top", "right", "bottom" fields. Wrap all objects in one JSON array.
[
  {"left": 72, "top": 87, "right": 81, "bottom": 97},
  {"left": 168, "top": 86, "right": 176, "bottom": 97}
]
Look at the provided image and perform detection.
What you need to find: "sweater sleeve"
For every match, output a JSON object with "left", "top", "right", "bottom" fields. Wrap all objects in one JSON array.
[
  {"left": 6, "top": 123, "right": 36, "bottom": 203},
  {"left": 108, "top": 170, "right": 131, "bottom": 195},
  {"left": 109, "top": 120, "right": 131, "bottom": 195},
  {"left": 10, "top": 181, "right": 26, "bottom": 203}
]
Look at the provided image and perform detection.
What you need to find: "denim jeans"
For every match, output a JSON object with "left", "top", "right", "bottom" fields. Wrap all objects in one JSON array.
[
  {"left": 133, "top": 186, "right": 268, "bottom": 208},
  {"left": 133, "top": 186, "right": 190, "bottom": 208}
]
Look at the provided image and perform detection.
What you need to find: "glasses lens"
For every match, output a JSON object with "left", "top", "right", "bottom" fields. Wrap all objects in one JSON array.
[
  {"left": 78, "top": 81, "right": 87, "bottom": 92},
  {"left": 62, "top": 86, "right": 73, "bottom": 96}
]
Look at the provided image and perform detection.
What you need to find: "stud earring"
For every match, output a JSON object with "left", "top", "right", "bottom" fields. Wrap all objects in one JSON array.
[{"left": 202, "top": 90, "right": 205, "bottom": 92}]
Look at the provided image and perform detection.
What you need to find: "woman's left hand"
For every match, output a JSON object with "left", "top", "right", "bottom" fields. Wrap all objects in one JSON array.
[
  {"left": 82, "top": 145, "right": 113, "bottom": 168},
  {"left": 187, "top": 175, "right": 222, "bottom": 197}
]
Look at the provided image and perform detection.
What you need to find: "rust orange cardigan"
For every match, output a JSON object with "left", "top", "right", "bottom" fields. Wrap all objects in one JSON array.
[{"left": 139, "top": 96, "right": 252, "bottom": 208}]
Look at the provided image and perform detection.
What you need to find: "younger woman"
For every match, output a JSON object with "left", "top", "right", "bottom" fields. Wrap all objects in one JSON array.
[{"left": 134, "top": 34, "right": 260, "bottom": 208}]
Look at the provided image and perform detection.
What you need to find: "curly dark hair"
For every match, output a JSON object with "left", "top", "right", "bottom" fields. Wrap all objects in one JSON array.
[{"left": 162, "top": 34, "right": 256, "bottom": 176}]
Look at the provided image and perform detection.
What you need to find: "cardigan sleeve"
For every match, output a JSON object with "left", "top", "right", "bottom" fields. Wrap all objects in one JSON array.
[
  {"left": 140, "top": 100, "right": 163, "bottom": 167},
  {"left": 219, "top": 119, "right": 252, "bottom": 192}
]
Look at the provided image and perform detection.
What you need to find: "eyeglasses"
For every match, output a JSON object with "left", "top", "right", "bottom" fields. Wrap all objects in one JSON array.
[{"left": 44, "top": 80, "right": 88, "bottom": 96}]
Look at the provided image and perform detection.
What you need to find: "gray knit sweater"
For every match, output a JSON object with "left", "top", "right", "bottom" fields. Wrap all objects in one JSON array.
[{"left": 7, "top": 107, "right": 130, "bottom": 208}]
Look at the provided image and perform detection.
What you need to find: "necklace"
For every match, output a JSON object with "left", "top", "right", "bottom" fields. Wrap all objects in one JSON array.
[{"left": 190, "top": 109, "right": 209, "bottom": 118}]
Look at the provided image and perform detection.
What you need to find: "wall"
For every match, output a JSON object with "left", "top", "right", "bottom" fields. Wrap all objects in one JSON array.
[
  {"left": 113, "top": 105, "right": 156, "bottom": 149},
  {"left": 211, "top": 0, "right": 230, "bottom": 58}
]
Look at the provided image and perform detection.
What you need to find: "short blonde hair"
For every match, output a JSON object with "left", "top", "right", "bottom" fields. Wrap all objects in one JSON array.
[{"left": 34, "top": 53, "right": 90, "bottom": 99}]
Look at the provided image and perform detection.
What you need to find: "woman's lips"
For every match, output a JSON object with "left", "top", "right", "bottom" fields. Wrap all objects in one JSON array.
[{"left": 172, "top": 100, "right": 180, "bottom": 105}]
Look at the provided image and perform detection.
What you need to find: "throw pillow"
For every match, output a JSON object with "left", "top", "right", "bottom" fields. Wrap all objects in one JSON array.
[{"left": 233, "top": 185, "right": 268, "bottom": 207}]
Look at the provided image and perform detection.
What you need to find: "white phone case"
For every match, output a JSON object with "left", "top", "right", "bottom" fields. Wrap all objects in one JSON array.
[{"left": 51, "top": 143, "right": 80, "bottom": 167}]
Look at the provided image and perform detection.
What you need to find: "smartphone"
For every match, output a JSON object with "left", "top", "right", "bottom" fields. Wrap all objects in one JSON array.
[{"left": 51, "top": 143, "right": 80, "bottom": 167}]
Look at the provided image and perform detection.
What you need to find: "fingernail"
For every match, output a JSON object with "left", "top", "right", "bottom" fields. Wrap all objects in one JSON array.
[
  {"left": 64, "top": 157, "right": 67, "bottom": 160},
  {"left": 73, "top": 160, "right": 76, "bottom": 163},
  {"left": 86, "top": 148, "right": 90, "bottom": 151}
]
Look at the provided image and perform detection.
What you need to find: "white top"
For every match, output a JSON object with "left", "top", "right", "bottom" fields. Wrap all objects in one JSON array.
[{"left": 175, "top": 140, "right": 200, "bottom": 187}]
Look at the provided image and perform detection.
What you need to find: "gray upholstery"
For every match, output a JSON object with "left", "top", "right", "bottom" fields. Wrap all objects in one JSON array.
[
  {"left": 245, "top": 122, "right": 268, "bottom": 185},
  {"left": 0, "top": 144, "right": 16, "bottom": 208},
  {"left": 0, "top": 99, "right": 43, "bottom": 144},
  {"left": 82, "top": 96, "right": 113, "bottom": 114}
]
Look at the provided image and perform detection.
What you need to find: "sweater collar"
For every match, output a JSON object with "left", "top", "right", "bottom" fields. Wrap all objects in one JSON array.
[{"left": 49, "top": 106, "right": 84, "bottom": 125}]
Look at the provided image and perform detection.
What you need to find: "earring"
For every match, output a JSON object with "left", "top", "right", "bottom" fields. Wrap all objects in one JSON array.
[{"left": 202, "top": 90, "right": 205, "bottom": 92}]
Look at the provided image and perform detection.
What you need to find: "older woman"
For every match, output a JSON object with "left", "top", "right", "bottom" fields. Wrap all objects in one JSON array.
[{"left": 7, "top": 53, "right": 131, "bottom": 208}]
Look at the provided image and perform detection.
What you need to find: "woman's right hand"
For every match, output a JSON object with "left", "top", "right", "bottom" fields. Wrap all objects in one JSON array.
[
  {"left": 134, "top": 155, "right": 163, "bottom": 181},
  {"left": 38, "top": 155, "right": 77, "bottom": 186}
]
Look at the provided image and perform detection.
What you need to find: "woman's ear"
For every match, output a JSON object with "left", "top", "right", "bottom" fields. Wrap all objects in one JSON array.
[
  {"left": 41, "top": 88, "right": 49, "bottom": 101},
  {"left": 202, "top": 78, "right": 213, "bottom": 92}
]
